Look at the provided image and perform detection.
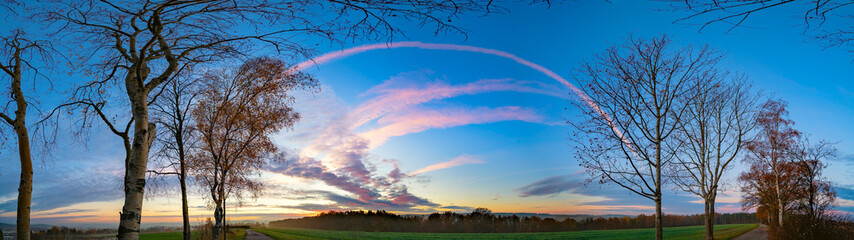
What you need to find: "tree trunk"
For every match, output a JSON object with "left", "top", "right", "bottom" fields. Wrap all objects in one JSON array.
[
  {"left": 14, "top": 119, "right": 33, "bottom": 240},
  {"left": 178, "top": 134, "right": 190, "bottom": 240},
  {"left": 775, "top": 174, "right": 783, "bottom": 227},
  {"left": 10, "top": 63, "right": 32, "bottom": 240},
  {"left": 117, "top": 81, "right": 156, "bottom": 240},
  {"left": 655, "top": 196, "right": 663, "bottom": 240},
  {"left": 704, "top": 199, "right": 716, "bottom": 240},
  {"left": 654, "top": 135, "right": 663, "bottom": 240},
  {"left": 212, "top": 200, "right": 224, "bottom": 240},
  {"left": 180, "top": 172, "right": 190, "bottom": 240},
  {"left": 704, "top": 201, "right": 712, "bottom": 240}
]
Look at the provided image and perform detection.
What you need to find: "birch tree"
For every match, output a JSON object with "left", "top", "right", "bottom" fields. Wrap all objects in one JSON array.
[
  {"left": 0, "top": 30, "right": 55, "bottom": 240},
  {"left": 743, "top": 99, "right": 801, "bottom": 228},
  {"left": 191, "top": 57, "right": 316, "bottom": 240}
]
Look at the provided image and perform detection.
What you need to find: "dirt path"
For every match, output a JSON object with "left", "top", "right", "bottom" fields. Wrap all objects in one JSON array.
[
  {"left": 244, "top": 230, "right": 275, "bottom": 240},
  {"left": 732, "top": 224, "right": 768, "bottom": 240}
]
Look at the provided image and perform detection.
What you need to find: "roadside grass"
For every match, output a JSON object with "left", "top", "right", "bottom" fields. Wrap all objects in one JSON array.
[{"left": 253, "top": 223, "right": 758, "bottom": 240}]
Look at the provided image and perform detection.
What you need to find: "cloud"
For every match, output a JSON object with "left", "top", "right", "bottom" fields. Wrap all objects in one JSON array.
[
  {"left": 0, "top": 164, "right": 122, "bottom": 213},
  {"left": 268, "top": 155, "right": 379, "bottom": 202},
  {"left": 516, "top": 175, "right": 581, "bottom": 197},
  {"left": 410, "top": 155, "right": 486, "bottom": 176},
  {"left": 362, "top": 106, "right": 543, "bottom": 148},
  {"left": 440, "top": 205, "right": 474, "bottom": 211},
  {"left": 301, "top": 76, "right": 559, "bottom": 161},
  {"left": 267, "top": 152, "right": 440, "bottom": 212},
  {"left": 273, "top": 189, "right": 441, "bottom": 213}
]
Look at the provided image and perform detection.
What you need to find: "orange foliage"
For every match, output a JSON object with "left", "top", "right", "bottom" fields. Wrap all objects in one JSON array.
[{"left": 190, "top": 57, "right": 316, "bottom": 239}]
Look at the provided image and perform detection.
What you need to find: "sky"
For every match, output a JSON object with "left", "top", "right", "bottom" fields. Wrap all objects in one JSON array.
[{"left": 1, "top": 0, "right": 853, "bottom": 228}]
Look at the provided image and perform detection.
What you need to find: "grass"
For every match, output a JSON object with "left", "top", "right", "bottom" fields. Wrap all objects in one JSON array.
[
  {"left": 253, "top": 224, "right": 758, "bottom": 240},
  {"left": 140, "top": 229, "right": 246, "bottom": 240},
  {"left": 139, "top": 231, "right": 192, "bottom": 240}
]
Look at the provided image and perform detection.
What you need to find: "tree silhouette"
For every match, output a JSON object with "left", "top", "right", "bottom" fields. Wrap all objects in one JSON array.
[
  {"left": 669, "top": 78, "right": 760, "bottom": 240},
  {"left": 148, "top": 68, "right": 200, "bottom": 240},
  {"left": 572, "top": 35, "right": 713, "bottom": 240},
  {"left": 788, "top": 139, "right": 838, "bottom": 238},
  {"left": 662, "top": 0, "right": 853, "bottom": 56}
]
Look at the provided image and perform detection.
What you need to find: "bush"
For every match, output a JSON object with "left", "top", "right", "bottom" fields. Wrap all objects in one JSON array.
[{"left": 772, "top": 214, "right": 854, "bottom": 240}]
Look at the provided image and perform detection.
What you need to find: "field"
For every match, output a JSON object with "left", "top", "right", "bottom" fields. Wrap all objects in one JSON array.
[
  {"left": 254, "top": 224, "right": 758, "bottom": 240},
  {"left": 140, "top": 229, "right": 245, "bottom": 240}
]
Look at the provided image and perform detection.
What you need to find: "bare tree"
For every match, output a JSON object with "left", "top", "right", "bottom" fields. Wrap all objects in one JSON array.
[
  {"left": 36, "top": 1, "right": 512, "bottom": 238},
  {"left": 669, "top": 78, "right": 760, "bottom": 240},
  {"left": 191, "top": 57, "right": 316, "bottom": 240},
  {"left": 660, "top": 0, "right": 854, "bottom": 55},
  {"left": 0, "top": 30, "right": 55, "bottom": 240},
  {"left": 572, "top": 35, "right": 716, "bottom": 240},
  {"left": 148, "top": 68, "right": 199, "bottom": 240},
  {"left": 791, "top": 139, "right": 837, "bottom": 231}
]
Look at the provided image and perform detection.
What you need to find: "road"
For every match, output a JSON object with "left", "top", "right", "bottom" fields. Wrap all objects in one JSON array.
[
  {"left": 732, "top": 224, "right": 768, "bottom": 240},
  {"left": 244, "top": 229, "right": 275, "bottom": 240}
]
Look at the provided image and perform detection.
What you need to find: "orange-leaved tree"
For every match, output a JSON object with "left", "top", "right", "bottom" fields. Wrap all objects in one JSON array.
[
  {"left": 191, "top": 57, "right": 316, "bottom": 240},
  {"left": 740, "top": 99, "right": 801, "bottom": 229}
]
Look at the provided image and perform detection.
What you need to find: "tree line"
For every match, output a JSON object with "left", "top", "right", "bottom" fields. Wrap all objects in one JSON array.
[{"left": 268, "top": 208, "right": 758, "bottom": 233}]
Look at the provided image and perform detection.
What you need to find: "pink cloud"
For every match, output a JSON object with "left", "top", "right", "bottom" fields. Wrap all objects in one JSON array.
[
  {"left": 350, "top": 78, "right": 564, "bottom": 135},
  {"left": 361, "top": 106, "right": 543, "bottom": 148},
  {"left": 410, "top": 155, "right": 486, "bottom": 176}
]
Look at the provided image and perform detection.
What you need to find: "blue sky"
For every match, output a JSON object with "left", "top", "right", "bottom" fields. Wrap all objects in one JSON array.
[{"left": 0, "top": 0, "right": 852, "bottom": 228}]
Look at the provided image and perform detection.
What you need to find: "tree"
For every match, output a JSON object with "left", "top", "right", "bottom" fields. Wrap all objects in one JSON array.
[
  {"left": 572, "top": 35, "right": 713, "bottom": 240},
  {"left": 191, "top": 57, "right": 316, "bottom": 240},
  {"left": 38, "top": 1, "right": 510, "bottom": 238},
  {"left": 0, "top": 30, "right": 55, "bottom": 240},
  {"left": 789, "top": 139, "right": 837, "bottom": 238},
  {"left": 741, "top": 99, "right": 801, "bottom": 228},
  {"left": 669, "top": 78, "right": 759, "bottom": 240},
  {"left": 661, "top": 0, "right": 853, "bottom": 55},
  {"left": 738, "top": 158, "right": 798, "bottom": 227},
  {"left": 148, "top": 69, "right": 200, "bottom": 240}
]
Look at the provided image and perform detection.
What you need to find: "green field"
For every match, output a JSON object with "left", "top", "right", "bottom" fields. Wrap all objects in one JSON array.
[
  {"left": 139, "top": 231, "right": 193, "bottom": 240},
  {"left": 140, "top": 229, "right": 245, "bottom": 240},
  {"left": 253, "top": 224, "right": 758, "bottom": 240}
]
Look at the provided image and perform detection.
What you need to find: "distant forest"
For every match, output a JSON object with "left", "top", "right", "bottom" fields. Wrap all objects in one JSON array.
[{"left": 268, "top": 208, "right": 758, "bottom": 233}]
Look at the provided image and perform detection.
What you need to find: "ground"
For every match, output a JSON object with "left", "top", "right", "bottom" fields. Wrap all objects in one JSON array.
[
  {"left": 731, "top": 224, "right": 768, "bottom": 240},
  {"left": 252, "top": 224, "right": 758, "bottom": 240}
]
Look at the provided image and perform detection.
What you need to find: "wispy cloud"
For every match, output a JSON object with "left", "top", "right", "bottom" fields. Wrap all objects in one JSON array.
[
  {"left": 410, "top": 155, "right": 486, "bottom": 176},
  {"left": 515, "top": 175, "right": 580, "bottom": 197},
  {"left": 362, "top": 106, "right": 542, "bottom": 149}
]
